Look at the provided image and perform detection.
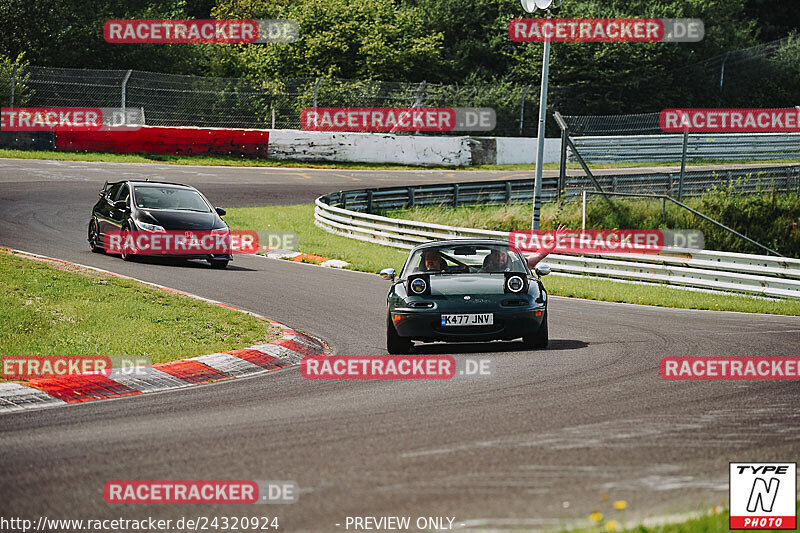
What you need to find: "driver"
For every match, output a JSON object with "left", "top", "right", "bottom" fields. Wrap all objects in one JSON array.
[
  {"left": 421, "top": 249, "right": 447, "bottom": 272},
  {"left": 482, "top": 248, "right": 512, "bottom": 272}
]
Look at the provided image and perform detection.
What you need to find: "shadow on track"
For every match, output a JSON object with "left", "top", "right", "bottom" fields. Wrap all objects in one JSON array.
[
  {"left": 102, "top": 255, "right": 258, "bottom": 272},
  {"left": 411, "top": 338, "right": 589, "bottom": 354}
]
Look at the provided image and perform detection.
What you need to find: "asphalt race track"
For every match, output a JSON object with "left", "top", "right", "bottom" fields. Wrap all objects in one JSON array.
[{"left": 1, "top": 158, "right": 799, "bottom": 531}]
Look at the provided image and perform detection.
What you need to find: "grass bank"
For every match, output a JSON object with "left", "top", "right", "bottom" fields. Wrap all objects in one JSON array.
[
  {"left": 226, "top": 204, "right": 800, "bottom": 316},
  {"left": 0, "top": 251, "right": 279, "bottom": 365},
  {"left": 383, "top": 188, "right": 800, "bottom": 258},
  {"left": 0, "top": 148, "right": 795, "bottom": 171}
]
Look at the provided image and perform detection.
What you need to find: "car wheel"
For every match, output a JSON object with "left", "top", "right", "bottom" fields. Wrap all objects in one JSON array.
[
  {"left": 120, "top": 226, "right": 135, "bottom": 262},
  {"left": 386, "top": 315, "right": 412, "bottom": 354},
  {"left": 523, "top": 311, "right": 548, "bottom": 349},
  {"left": 208, "top": 259, "right": 229, "bottom": 269},
  {"left": 88, "top": 220, "right": 102, "bottom": 253}
]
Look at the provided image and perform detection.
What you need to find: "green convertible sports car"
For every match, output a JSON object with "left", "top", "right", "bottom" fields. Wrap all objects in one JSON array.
[{"left": 380, "top": 239, "right": 550, "bottom": 354}]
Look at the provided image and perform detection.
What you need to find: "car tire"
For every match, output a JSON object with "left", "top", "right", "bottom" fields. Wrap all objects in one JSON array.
[
  {"left": 88, "top": 220, "right": 102, "bottom": 253},
  {"left": 523, "top": 311, "right": 548, "bottom": 349},
  {"left": 386, "top": 315, "right": 412, "bottom": 354},
  {"left": 208, "top": 259, "right": 229, "bottom": 269},
  {"left": 120, "top": 225, "right": 136, "bottom": 262}
]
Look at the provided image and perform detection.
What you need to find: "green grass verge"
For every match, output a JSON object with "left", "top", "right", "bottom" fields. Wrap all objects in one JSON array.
[
  {"left": 1, "top": 148, "right": 795, "bottom": 171},
  {"left": 226, "top": 204, "right": 800, "bottom": 316},
  {"left": 564, "top": 507, "right": 729, "bottom": 533},
  {"left": 0, "top": 252, "right": 279, "bottom": 365},
  {"left": 382, "top": 191, "right": 800, "bottom": 258},
  {"left": 225, "top": 204, "right": 410, "bottom": 274},
  {"left": 567, "top": 503, "right": 800, "bottom": 533}
]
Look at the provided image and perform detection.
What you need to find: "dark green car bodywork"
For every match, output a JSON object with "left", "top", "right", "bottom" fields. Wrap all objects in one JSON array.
[{"left": 385, "top": 240, "right": 548, "bottom": 350}]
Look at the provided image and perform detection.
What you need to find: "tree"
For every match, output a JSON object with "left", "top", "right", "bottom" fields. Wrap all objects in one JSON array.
[{"left": 209, "top": 0, "right": 445, "bottom": 80}]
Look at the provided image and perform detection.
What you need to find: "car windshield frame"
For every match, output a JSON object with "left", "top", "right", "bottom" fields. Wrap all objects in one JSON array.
[
  {"left": 132, "top": 186, "right": 212, "bottom": 213},
  {"left": 402, "top": 243, "right": 528, "bottom": 277}
]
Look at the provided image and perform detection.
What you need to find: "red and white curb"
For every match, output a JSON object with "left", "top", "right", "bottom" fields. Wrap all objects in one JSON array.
[
  {"left": 0, "top": 248, "right": 329, "bottom": 414},
  {"left": 262, "top": 248, "right": 350, "bottom": 268}
]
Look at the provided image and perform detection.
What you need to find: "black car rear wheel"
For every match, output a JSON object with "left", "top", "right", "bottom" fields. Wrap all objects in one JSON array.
[
  {"left": 523, "top": 311, "right": 548, "bottom": 349},
  {"left": 88, "top": 220, "right": 102, "bottom": 253},
  {"left": 386, "top": 315, "right": 412, "bottom": 354}
]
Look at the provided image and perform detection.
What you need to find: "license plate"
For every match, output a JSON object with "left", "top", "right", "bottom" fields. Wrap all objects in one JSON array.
[{"left": 441, "top": 314, "right": 493, "bottom": 326}]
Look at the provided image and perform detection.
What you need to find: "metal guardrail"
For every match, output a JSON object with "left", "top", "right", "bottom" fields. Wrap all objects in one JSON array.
[
  {"left": 315, "top": 193, "right": 800, "bottom": 299},
  {"left": 326, "top": 179, "right": 562, "bottom": 212},
  {"left": 322, "top": 167, "right": 800, "bottom": 215},
  {"left": 571, "top": 133, "right": 800, "bottom": 163}
]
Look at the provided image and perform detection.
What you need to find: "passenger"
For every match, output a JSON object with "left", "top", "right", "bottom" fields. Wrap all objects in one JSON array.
[
  {"left": 421, "top": 249, "right": 447, "bottom": 272},
  {"left": 482, "top": 249, "right": 512, "bottom": 272},
  {"left": 525, "top": 224, "right": 568, "bottom": 269}
]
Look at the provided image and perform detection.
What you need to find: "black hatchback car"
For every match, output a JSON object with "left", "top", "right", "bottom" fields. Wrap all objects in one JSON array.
[{"left": 88, "top": 180, "right": 233, "bottom": 268}]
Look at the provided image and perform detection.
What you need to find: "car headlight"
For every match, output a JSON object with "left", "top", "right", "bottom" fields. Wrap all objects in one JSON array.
[
  {"left": 410, "top": 277, "right": 427, "bottom": 294},
  {"left": 137, "top": 222, "right": 165, "bottom": 232},
  {"left": 507, "top": 275, "right": 524, "bottom": 293}
]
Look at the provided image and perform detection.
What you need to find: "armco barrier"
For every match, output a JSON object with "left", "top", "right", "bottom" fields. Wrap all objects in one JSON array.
[
  {"left": 572, "top": 133, "right": 800, "bottom": 163},
  {"left": 315, "top": 193, "right": 800, "bottom": 299},
  {"left": 55, "top": 126, "right": 269, "bottom": 158}
]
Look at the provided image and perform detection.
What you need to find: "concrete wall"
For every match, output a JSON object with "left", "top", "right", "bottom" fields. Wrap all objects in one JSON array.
[
  {"left": 494, "top": 137, "right": 561, "bottom": 165},
  {"left": 56, "top": 126, "right": 269, "bottom": 158},
  {"left": 267, "top": 130, "right": 476, "bottom": 166},
  {"left": 0, "top": 127, "right": 560, "bottom": 167},
  {"left": 268, "top": 130, "right": 560, "bottom": 166}
]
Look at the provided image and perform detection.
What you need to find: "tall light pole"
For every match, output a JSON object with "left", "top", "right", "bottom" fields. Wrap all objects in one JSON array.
[{"left": 520, "top": 0, "right": 555, "bottom": 230}]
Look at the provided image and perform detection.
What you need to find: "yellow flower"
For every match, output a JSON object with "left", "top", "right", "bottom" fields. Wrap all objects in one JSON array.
[
  {"left": 614, "top": 500, "right": 627, "bottom": 510},
  {"left": 590, "top": 512, "right": 604, "bottom": 523},
  {"left": 606, "top": 520, "right": 618, "bottom": 531}
]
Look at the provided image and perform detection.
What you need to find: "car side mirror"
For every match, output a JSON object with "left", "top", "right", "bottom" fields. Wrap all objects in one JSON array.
[
  {"left": 535, "top": 264, "right": 551, "bottom": 277},
  {"left": 215, "top": 207, "right": 226, "bottom": 216},
  {"left": 113, "top": 200, "right": 128, "bottom": 210},
  {"left": 380, "top": 268, "right": 396, "bottom": 281}
]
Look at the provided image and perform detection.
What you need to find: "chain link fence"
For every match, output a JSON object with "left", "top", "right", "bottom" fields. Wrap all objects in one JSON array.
[
  {"left": 557, "top": 110, "right": 800, "bottom": 165},
  {"left": 0, "top": 66, "right": 548, "bottom": 136}
]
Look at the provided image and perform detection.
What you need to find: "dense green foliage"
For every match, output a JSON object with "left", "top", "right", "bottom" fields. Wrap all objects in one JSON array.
[{"left": 0, "top": 0, "right": 798, "bottom": 114}]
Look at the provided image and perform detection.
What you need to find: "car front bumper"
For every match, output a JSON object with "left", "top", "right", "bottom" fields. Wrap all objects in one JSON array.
[{"left": 390, "top": 306, "right": 545, "bottom": 342}]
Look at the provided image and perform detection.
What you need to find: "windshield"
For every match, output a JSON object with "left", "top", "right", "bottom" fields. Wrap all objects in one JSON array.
[
  {"left": 404, "top": 243, "right": 527, "bottom": 276},
  {"left": 133, "top": 187, "right": 211, "bottom": 212}
]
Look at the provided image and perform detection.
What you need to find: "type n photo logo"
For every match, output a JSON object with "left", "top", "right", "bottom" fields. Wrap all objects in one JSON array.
[{"left": 730, "top": 462, "right": 797, "bottom": 529}]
